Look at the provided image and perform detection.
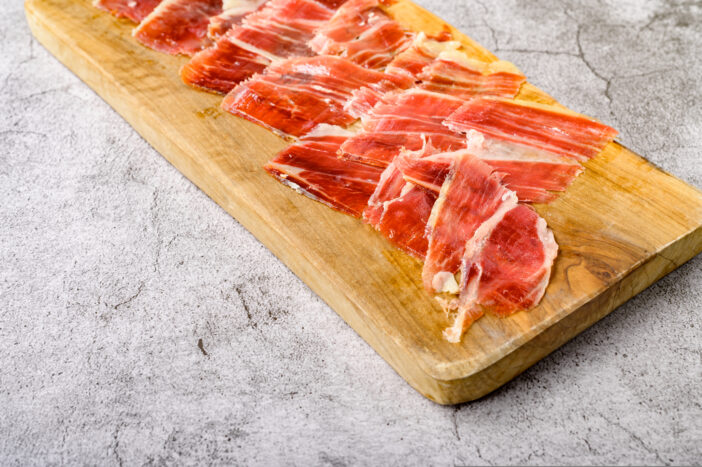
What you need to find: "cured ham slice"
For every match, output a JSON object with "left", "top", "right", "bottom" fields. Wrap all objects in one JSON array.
[
  {"left": 181, "top": 0, "right": 335, "bottom": 93},
  {"left": 94, "top": 0, "right": 162, "bottom": 23},
  {"left": 445, "top": 97, "right": 618, "bottom": 162},
  {"left": 384, "top": 32, "right": 461, "bottom": 80},
  {"left": 396, "top": 131, "right": 583, "bottom": 204},
  {"left": 444, "top": 205, "right": 557, "bottom": 342},
  {"left": 422, "top": 150, "right": 518, "bottom": 293},
  {"left": 207, "top": 0, "right": 267, "bottom": 39},
  {"left": 340, "top": 89, "right": 466, "bottom": 167},
  {"left": 222, "top": 55, "right": 413, "bottom": 137},
  {"left": 417, "top": 51, "right": 525, "bottom": 99},
  {"left": 364, "top": 163, "right": 436, "bottom": 258},
  {"left": 310, "top": 0, "right": 413, "bottom": 69},
  {"left": 264, "top": 126, "right": 384, "bottom": 217},
  {"left": 133, "top": 0, "right": 223, "bottom": 55}
]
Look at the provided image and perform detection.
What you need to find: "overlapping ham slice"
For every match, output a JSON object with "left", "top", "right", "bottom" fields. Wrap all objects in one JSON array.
[
  {"left": 206, "top": 0, "right": 268, "bottom": 39},
  {"left": 363, "top": 162, "right": 436, "bottom": 258},
  {"left": 444, "top": 204, "right": 557, "bottom": 342},
  {"left": 264, "top": 126, "right": 384, "bottom": 217},
  {"left": 309, "top": 0, "right": 413, "bottom": 69},
  {"left": 182, "top": 0, "right": 335, "bottom": 93},
  {"left": 445, "top": 97, "right": 618, "bottom": 162},
  {"left": 222, "top": 55, "right": 413, "bottom": 137},
  {"left": 340, "top": 34, "right": 462, "bottom": 117},
  {"left": 133, "top": 0, "right": 223, "bottom": 55},
  {"left": 417, "top": 51, "right": 525, "bottom": 99},
  {"left": 340, "top": 89, "right": 466, "bottom": 167},
  {"left": 422, "top": 149, "right": 518, "bottom": 293},
  {"left": 384, "top": 32, "right": 462, "bottom": 80},
  {"left": 396, "top": 131, "right": 584, "bottom": 204},
  {"left": 340, "top": 50, "right": 525, "bottom": 168},
  {"left": 418, "top": 150, "right": 557, "bottom": 341},
  {"left": 94, "top": 0, "right": 163, "bottom": 23}
]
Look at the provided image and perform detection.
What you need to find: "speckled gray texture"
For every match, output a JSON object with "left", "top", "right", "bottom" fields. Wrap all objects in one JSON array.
[{"left": 1, "top": 0, "right": 701, "bottom": 465}]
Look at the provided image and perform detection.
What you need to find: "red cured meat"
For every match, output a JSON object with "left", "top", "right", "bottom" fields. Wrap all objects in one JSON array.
[
  {"left": 94, "top": 0, "right": 162, "bottom": 23},
  {"left": 384, "top": 32, "right": 461, "bottom": 80},
  {"left": 417, "top": 52, "right": 525, "bottom": 99},
  {"left": 445, "top": 97, "right": 618, "bottom": 162},
  {"left": 363, "top": 162, "right": 436, "bottom": 258},
  {"left": 340, "top": 89, "right": 466, "bottom": 167},
  {"left": 310, "top": 0, "right": 413, "bottom": 69},
  {"left": 222, "top": 55, "right": 413, "bottom": 137},
  {"left": 207, "top": 0, "right": 268, "bottom": 39},
  {"left": 133, "top": 0, "right": 223, "bottom": 55},
  {"left": 422, "top": 150, "right": 518, "bottom": 293},
  {"left": 444, "top": 205, "right": 557, "bottom": 342},
  {"left": 264, "top": 126, "right": 383, "bottom": 217},
  {"left": 396, "top": 131, "right": 583, "bottom": 204},
  {"left": 181, "top": 0, "right": 335, "bottom": 93}
]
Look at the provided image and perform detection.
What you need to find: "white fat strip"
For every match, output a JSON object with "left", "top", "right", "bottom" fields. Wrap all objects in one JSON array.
[
  {"left": 435, "top": 50, "right": 489, "bottom": 73},
  {"left": 227, "top": 35, "right": 284, "bottom": 62},
  {"left": 220, "top": 0, "right": 266, "bottom": 17},
  {"left": 527, "top": 216, "right": 558, "bottom": 305},
  {"left": 466, "top": 130, "right": 581, "bottom": 166},
  {"left": 412, "top": 31, "right": 462, "bottom": 56},
  {"left": 432, "top": 271, "right": 460, "bottom": 294},
  {"left": 222, "top": 0, "right": 265, "bottom": 11},
  {"left": 133, "top": 0, "right": 178, "bottom": 35},
  {"left": 304, "top": 124, "right": 356, "bottom": 138}
]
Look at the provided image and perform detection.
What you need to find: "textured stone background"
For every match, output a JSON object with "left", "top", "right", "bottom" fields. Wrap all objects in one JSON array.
[{"left": 1, "top": 0, "right": 701, "bottom": 465}]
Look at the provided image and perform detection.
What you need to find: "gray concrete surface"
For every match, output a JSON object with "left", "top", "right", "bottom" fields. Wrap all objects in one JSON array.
[{"left": 1, "top": 0, "right": 701, "bottom": 465}]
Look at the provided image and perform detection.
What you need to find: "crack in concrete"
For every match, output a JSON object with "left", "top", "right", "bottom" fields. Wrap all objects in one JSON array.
[
  {"left": 233, "top": 285, "right": 256, "bottom": 328},
  {"left": 575, "top": 25, "right": 614, "bottom": 112},
  {"left": 111, "top": 425, "right": 124, "bottom": 467},
  {"left": 150, "top": 189, "right": 163, "bottom": 274},
  {"left": 113, "top": 282, "right": 145, "bottom": 310},
  {"left": 599, "top": 413, "right": 669, "bottom": 465},
  {"left": 495, "top": 47, "right": 579, "bottom": 57},
  {"left": 197, "top": 338, "right": 209, "bottom": 357},
  {"left": 451, "top": 407, "right": 461, "bottom": 441},
  {"left": 474, "top": 445, "right": 494, "bottom": 466}
]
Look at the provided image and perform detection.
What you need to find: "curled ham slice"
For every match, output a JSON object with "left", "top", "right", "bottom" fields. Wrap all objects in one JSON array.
[
  {"left": 310, "top": 0, "right": 413, "bottom": 69},
  {"left": 445, "top": 97, "right": 618, "bottom": 162},
  {"left": 396, "top": 131, "right": 583, "bottom": 204},
  {"left": 363, "top": 162, "right": 436, "bottom": 259},
  {"left": 133, "top": 0, "right": 223, "bottom": 55},
  {"left": 182, "top": 0, "right": 335, "bottom": 93},
  {"left": 222, "top": 55, "right": 412, "bottom": 138},
  {"left": 264, "top": 125, "right": 384, "bottom": 217},
  {"left": 444, "top": 205, "right": 557, "bottom": 342},
  {"left": 93, "top": 0, "right": 163, "bottom": 23}
]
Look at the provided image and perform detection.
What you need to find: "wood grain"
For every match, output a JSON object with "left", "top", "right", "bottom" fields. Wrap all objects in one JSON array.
[{"left": 25, "top": 0, "right": 702, "bottom": 404}]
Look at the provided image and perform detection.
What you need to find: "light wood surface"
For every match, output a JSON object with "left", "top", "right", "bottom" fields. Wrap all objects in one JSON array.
[{"left": 26, "top": 0, "right": 702, "bottom": 404}]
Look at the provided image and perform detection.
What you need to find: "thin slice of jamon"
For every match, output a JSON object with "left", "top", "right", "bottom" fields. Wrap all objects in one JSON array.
[
  {"left": 207, "top": 0, "right": 267, "bottom": 39},
  {"left": 396, "top": 131, "right": 583, "bottom": 203},
  {"left": 94, "top": 0, "right": 162, "bottom": 23},
  {"left": 340, "top": 89, "right": 466, "bottom": 167},
  {"left": 181, "top": 0, "right": 335, "bottom": 94},
  {"left": 384, "top": 32, "right": 461, "bottom": 80},
  {"left": 264, "top": 126, "right": 384, "bottom": 217},
  {"left": 363, "top": 162, "right": 436, "bottom": 258},
  {"left": 444, "top": 205, "right": 557, "bottom": 342},
  {"left": 417, "top": 51, "right": 525, "bottom": 99},
  {"left": 445, "top": 97, "right": 618, "bottom": 162},
  {"left": 422, "top": 150, "right": 518, "bottom": 293},
  {"left": 133, "top": 0, "right": 223, "bottom": 55},
  {"left": 310, "top": 0, "right": 413, "bottom": 69},
  {"left": 222, "top": 55, "right": 413, "bottom": 137}
]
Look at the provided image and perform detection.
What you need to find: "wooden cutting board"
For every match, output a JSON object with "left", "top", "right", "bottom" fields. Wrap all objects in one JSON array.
[{"left": 26, "top": 0, "right": 702, "bottom": 404}]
